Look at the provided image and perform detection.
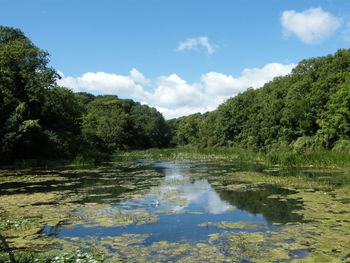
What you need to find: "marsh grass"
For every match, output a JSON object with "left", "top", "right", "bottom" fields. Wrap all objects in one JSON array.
[
  {"left": 265, "top": 150, "right": 350, "bottom": 168},
  {"left": 72, "top": 153, "right": 111, "bottom": 166},
  {"left": 115, "top": 146, "right": 263, "bottom": 163},
  {"left": 118, "top": 147, "right": 350, "bottom": 170}
]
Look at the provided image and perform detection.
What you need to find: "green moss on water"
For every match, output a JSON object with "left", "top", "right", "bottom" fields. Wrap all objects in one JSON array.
[
  {"left": 213, "top": 171, "right": 350, "bottom": 262},
  {"left": 1, "top": 160, "right": 349, "bottom": 262},
  {"left": 168, "top": 197, "right": 188, "bottom": 206},
  {"left": 72, "top": 205, "right": 159, "bottom": 227},
  {"left": 198, "top": 221, "right": 267, "bottom": 230}
]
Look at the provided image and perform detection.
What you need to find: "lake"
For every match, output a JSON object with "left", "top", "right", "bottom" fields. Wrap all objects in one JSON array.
[{"left": 0, "top": 160, "right": 349, "bottom": 262}]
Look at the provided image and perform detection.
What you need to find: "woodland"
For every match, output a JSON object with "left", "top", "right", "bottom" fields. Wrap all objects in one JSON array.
[{"left": 2, "top": 25, "right": 350, "bottom": 164}]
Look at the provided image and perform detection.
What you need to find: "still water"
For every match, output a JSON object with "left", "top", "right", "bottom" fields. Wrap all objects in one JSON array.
[
  {"left": 1, "top": 160, "right": 316, "bottom": 261},
  {"left": 37, "top": 161, "right": 303, "bottom": 243}
]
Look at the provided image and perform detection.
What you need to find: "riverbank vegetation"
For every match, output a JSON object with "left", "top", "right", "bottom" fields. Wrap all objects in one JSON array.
[
  {"left": 118, "top": 146, "right": 350, "bottom": 170},
  {"left": 1, "top": 24, "right": 350, "bottom": 263},
  {"left": 167, "top": 48, "right": 350, "bottom": 157},
  {"left": 2, "top": 26, "right": 350, "bottom": 167},
  {"left": 0, "top": 26, "right": 170, "bottom": 165}
]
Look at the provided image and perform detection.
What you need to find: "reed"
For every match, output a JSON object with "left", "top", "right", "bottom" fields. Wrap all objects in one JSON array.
[{"left": 116, "top": 147, "right": 350, "bottom": 169}]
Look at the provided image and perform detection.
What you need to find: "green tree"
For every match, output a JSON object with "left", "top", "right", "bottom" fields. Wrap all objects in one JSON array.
[
  {"left": 81, "top": 95, "right": 170, "bottom": 153},
  {"left": 175, "top": 113, "right": 203, "bottom": 145},
  {"left": 0, "top": 26, "right": 59, "bottom": 162},
  {"left": 317, "top": 76, "right": 350, "bottom": 147}
]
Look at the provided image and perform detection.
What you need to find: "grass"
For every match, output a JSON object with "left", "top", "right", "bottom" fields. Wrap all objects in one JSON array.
[
  {"left": 265, "top": 150, "right": 350, "bottom": 168},
  {"left": 115, "top": 146, "right": 263, "bottom": 163},
  {"left": 116, "top": 146, "right": 350, "bottom": 169}
]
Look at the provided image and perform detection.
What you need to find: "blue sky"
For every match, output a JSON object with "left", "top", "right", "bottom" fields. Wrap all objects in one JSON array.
[{"left": 1, "top": 0, "right": 350, "bottom": 118}]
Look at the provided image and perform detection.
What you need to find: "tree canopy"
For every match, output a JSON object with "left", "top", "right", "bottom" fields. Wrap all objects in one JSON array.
[
  {"left": 0, "top": 26, "right": 170, "bottom": 164},
  {"left": 168, "top": 49, "right": 350, "bottom": 153},
  {"left": 2, "top": 25, "right": 350, "bottom": 164}
]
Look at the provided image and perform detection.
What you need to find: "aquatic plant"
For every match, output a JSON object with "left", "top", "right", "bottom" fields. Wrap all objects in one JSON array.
[{"left": 0, "top": 248, "right": 111, "bottom": 263}]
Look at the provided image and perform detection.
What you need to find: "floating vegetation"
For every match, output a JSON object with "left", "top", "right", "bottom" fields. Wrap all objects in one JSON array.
[
  {"left": 167, "top": 197, "right": 188, "bottom": 206},
  {"left": 65, "top": 233, "right": 150, "bottom": 249},
  {"left": 113, "top": 240, "right": 229, "bottom": 262},
  {"left": 155, "top": 209, "right": 204, "bottom": 215},
  {"left": 0, "top": 159, "right": 349, "bottom": 262},
  {"left": 0, "top": 218, "right": 38, "bottom": 231},
  {"left": 223, "top": 171, "right": 350, "bottom": 262},
  {"left": 72, "top": 205, "right": 159, "bottom": 227},
  {"left": 198, "top": 221, "right": 267, "bottom": 230},
  {"left": 0, "top": 248, "right": 116, "bottom": 263}
]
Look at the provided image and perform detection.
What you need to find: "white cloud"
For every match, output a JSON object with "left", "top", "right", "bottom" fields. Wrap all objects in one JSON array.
[
  {"left": 57, "top": 63, "right": 295, "bottom": 119},
  {"left": 155, "top": 105, "right": 212, "bottom": 120},
  {"left": 151, "top": 74, "right": 203, "bottom": 107},
  {"left": 57, "top": 69, "right": 152, "bottom": 101},
  {"left": 129, "top": 68, "right": 151, "bottom": 86},
  {"left": 177, "top": 36, "right": 216, "bottom": 54},
  {"left": 281, "top": 8, "right": 341, "bottom": 44},
  {"left": 152, "top": 63, "right": 294, "bottom": 118},
  {"left": 201, "top": 63, "right": 295, "bottom": 100}
]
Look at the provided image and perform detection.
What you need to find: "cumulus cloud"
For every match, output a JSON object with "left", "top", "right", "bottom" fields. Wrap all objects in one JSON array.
[
  {"left": 151, "top": 74, "right": 203, "bottom": 107},
  {"left": 155, "top": 105, "right": 215, "bottom": 120},
  {"left": 281, "top": 8, "right": 341, "bottom": 44},
  {"left": 177, "top": 36, "right": 216, "bottom": 54},
  {"left": 57, "top": 63, "right": 295, "bottom": 119},
  {"left": 57, "top": 69, "right": 152, "bottom": 101},
  {"left": 129, "top": 68, "right": 151, "bottom": 86}
]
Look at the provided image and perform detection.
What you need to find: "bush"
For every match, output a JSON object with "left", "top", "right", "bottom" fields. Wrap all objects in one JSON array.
[
  {"left": 332, "top": 139, "right": 350, "bottom": 153},
  {"left": 292, "top": 136, "right": 325, "bottom": 153}
]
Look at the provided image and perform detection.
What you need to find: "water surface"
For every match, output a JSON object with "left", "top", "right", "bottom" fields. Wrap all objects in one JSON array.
[{"left": 5, "top": 160, "right": 345, "bottom": 261}]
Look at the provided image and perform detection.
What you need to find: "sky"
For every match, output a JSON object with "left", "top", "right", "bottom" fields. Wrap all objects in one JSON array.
[{"left": 1, "top": 0, "right": 350, "bottom": 119}]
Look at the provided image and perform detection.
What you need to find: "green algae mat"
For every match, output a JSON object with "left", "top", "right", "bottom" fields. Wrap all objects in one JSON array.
[{"left": 0, "top": 161, "right": 349, "bottom": 262}]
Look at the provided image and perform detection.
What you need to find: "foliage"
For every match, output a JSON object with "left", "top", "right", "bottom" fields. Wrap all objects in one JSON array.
[
  {"left": 0, "top": 218, "right": 37, "bottom": 231},
  {"left": 0, "top": 26, "right": 59, "bottom": 162},
  {"left": 3, "top": 24, "right": 350, "bottom": 165},
  {"left": 0, "top": 26, "right": 170, "bottom": 164},
  {"left": 81, "top": 95, "right": 170, "bottom": 154},
  {"left": 0, "top": 249, "right": 108, "bottom": 263},
  {"left": 332, "top": 139, "right": 350, "bottom": 153},
  {"left": 168, "top": 49, "right": 350, "bottom": 154}
]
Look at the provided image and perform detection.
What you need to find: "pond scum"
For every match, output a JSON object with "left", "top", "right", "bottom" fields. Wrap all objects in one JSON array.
[{"left": 0, "top": 162, "right": 349, "bottom": 262}]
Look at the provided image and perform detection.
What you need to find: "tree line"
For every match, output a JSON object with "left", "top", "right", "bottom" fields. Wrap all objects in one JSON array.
[
  {"left": 0, "top": 26, "right": 170, "bottom": 164},
  {"left": 2, "top": 25, "right": 350, "bottom": 164},
  {"left": 169, "top": 48, "right": 350, "bottom": 153}
]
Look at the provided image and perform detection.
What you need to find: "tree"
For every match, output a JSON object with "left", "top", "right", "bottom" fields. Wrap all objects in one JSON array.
[
  {"left": 81, "top": 95, "right": 170, "bottom": 153},
  {"left": 317, "top": 76, "right": 350, "bottom": 147},
  {"left": 0, "top": 26, "right": 59, "bottom": 161}
]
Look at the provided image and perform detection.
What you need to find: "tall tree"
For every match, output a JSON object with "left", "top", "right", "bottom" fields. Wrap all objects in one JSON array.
[{"left": 0, "top": 26, "right": 59, "bottom": 161}]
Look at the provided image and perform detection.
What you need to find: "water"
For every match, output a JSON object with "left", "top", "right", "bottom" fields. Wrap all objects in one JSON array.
[
  {"left": 1, "top": 160, "right": 349, "bottom": 262},
  {"left": 32, "top": 161, "right": 304, "bottom": 241},
  {"left": 0, "top": 160, "right": 307, "bottom": 260}
]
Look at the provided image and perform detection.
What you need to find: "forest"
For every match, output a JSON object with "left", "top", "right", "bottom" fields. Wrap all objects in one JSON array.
[
  {"left": 1, "top": 25, "right": 350, "bottom": 164},
  {"left": 0, "top": 26, "right": 170, "bottom": 164},
  {"left": 1, "top": 26, "right": 350, "bottom": 263},
  {"left": 170, "top": 49, "right": 350, "bottom": 154}
]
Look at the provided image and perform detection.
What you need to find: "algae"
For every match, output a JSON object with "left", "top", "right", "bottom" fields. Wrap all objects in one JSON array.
[
  {"left": 198, "top": 221, "right": 267, "bottom": 230},
  {"left": 0, "top": 161, "right": 349, "bottom": 262}
]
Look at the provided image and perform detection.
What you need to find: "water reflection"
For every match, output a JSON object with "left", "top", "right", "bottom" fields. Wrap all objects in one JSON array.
[
  {"left": 2, "top": 161, "right": 305, "bottom": 244},
  {"left": 216, "top": 186, "right": 303, "bottom": 223}
]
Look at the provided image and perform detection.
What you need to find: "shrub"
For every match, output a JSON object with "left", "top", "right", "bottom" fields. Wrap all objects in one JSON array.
[{"left": 332, "top": 139, "right": 350, "bottom": 153}]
